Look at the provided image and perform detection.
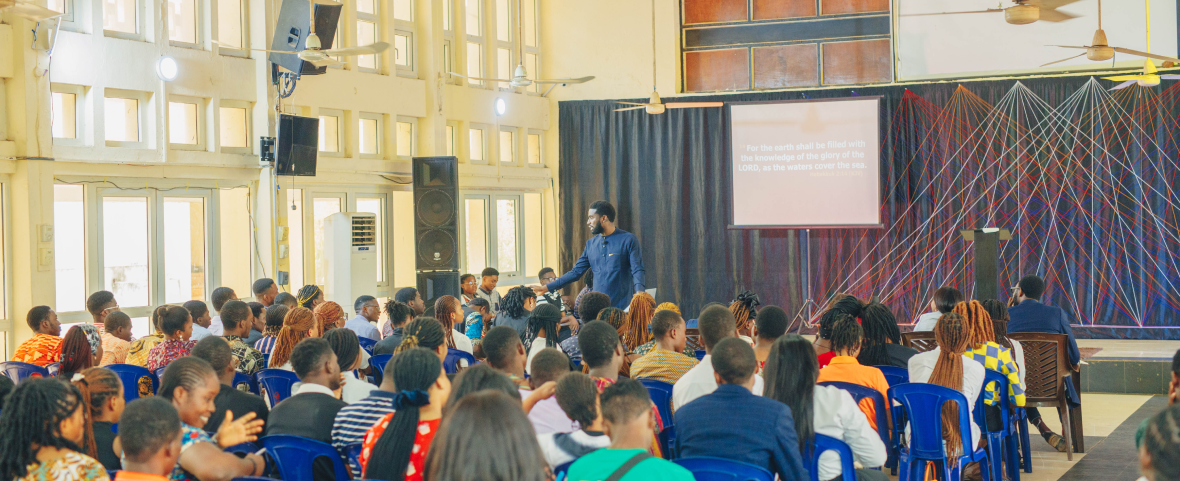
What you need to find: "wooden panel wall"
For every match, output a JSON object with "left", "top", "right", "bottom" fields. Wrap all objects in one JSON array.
[
  {"left": 822, "top": 39, "right": 892, "bottom": 85},
  {"left": 752, "top": 0, "right": 815, "bottom": 20},
  {"left": 683, "top": 0, "right": 748, "bottom": 24},
  {"left": 685, "top": 49, "right": 751, "bottom": 92},
  {"left": 753, "top": 44, "right": 819, "bottom": 88},
  {"left": 821, "top": 0, "right": 889, "bottom": 15}
]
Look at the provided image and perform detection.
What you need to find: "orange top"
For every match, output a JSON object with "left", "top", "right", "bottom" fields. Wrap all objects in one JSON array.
[
  {"left": 815, "top": 355, "right": 890, "bottom": 432},
  {"left": 11, "top": 333, "right": 62, "bottom": 366},
  {"left": 114, "top": 471, "right": 170, "bottom": 481}
]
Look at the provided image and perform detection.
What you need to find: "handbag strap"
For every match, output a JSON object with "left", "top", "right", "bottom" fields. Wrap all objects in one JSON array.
[{"left": 604, "top": 451, "right": 652, "bottom": 481}]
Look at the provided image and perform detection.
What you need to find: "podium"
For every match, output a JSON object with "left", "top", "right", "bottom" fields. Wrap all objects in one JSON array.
[{"left": 960, "top": 228, "right": 1011, "bottom": 301}]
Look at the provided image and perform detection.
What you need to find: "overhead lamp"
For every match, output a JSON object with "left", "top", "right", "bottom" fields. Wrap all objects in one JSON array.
[
  {"left": 495, "top": 97, "right": 507, "bottom": 116},
  {"left": 156, "top": 56, "right": 179, "bottom": 81}
]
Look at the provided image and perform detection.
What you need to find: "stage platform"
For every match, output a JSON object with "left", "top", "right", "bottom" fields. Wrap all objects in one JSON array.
[{"left": 1079, "top": 339, "right": 1179, "bottom": 396}]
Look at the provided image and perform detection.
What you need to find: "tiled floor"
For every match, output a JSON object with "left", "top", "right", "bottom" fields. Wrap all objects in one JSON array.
[{"left": 1078, "top": 339, "right": 1180, "bottom": 360}]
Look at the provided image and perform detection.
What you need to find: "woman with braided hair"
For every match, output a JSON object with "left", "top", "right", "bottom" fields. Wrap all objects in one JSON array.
[
  {"left": 435, "top": 295, "right": 474, "bottom": 353},
  {"left": 296, "top": 284, "right": 325, "bottom": 309},
  {"left": 396, "top": 317, "right": 471, "bottom": 369},
  {"left": 313, "top": 300, "right": 347, "bottom": 335},
  {"left": 857, "top": 302, "right": 919, "bottom": 368},
  {"left": 70, "top": 367, "right": 124, "bottom": 470},
  {"left": 729, "top": 290, "right": 761, "bottom": 344},
  {"left": 59, "top": 324, "right": 103, "bottom": 379},
  {"left": 954, "top": 300, "right": 1026, "bottom": 433},
  {"left": 1139, "top": 403, "right": 1180, "bottom": 481},
  {"left": 523, "top": 304, "right": 563, "bottom": 376},
  {"left": 324, "top": 328, "right": 378, "bottom": 403},
  {"left": 268, "top": 306, "right": 320, "bottom": 369},
  {"left": 497, "top": 286, "right": 538, "bottom": 334},
  {"left": 361, "top": 347, "right": 452, "bottom": 481},
  {"left": 816, "top": 314, "right": 891, "bottom": 432},
  {"left": 620, "top": 291, "right": 655, "bottom": 352},
  {"left": 0, "top": 378, "right": 109, "bottom": 481},
  {"left": 906, "top": 312, "right": 985, "bottom": 459}
]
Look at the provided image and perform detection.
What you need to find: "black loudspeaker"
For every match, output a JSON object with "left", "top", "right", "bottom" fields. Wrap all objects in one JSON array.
[
  {"left": 269, "top": 0, "right": 343, "bottom": 77},
  {"left": 276, "top": 114, "right": 318, "bottom": 176},
  {"left": 417, "top": 271, "right": 461, "bottom": 302},
  {"left": 413, "top": 157, "right": 459, "bottom": 271}
]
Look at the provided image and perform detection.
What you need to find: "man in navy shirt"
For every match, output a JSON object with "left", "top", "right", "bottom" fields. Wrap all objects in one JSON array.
[{"left": 536, "top": 201, "right": 645, "bottom": 310}]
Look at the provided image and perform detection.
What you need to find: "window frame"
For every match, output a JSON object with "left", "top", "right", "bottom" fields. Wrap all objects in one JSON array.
[
  {"left": 392, "top": 0, "right": 415, "bottom": 77},
  {"left": 355, "top": 0, "right": 381, "bottom": 73},
  {"left": 460, "top": 191, "right": 537, "bottom": 284},
  {"left": 167, "top": 94, "right": 206, "bottom": 151},
  {"left": 526, "top": 128, "right": 543, "bottom": 167},
  {"left": 494, "top": 0, "right": 513, "bottom": 91},
  {"left": 358, "top": 111, "right": 384, "bottom": 159},
  {"left": 395, "top": 116, "right": 416, "bottom": 160},
  {"left": 103, "top": 88, "right": 150, "bottom": 149},
  {"left": 467, "top": 123, "right": 488, "bottom": 164},
  {"left": 103, "top": 0, "right": 143, "bottom": 40},
  {"left": 442, "top": 0, "right": 457, "bottom": 84},
  {"left": 166, "top": 0, "right": 202, "bottom": 48},
  {"left": 498, "top": 125, "right": 517, "bottom": 165},
  {"left": 214, "top": 0, "right": 249, "bottom": 57},
  {"left": 522, "top": 0, "right": 539, "bottom": 94},
  {"left": 317, "top": 108, "right": 346, "bottom": 157},
  {"left": 51, "top": 84, "right": 85, "bottom": 146},
  {"left": 218, "top": 100, "right": 252, "bottom": 154},
  {"left": 463, "top": 0, "right": 485, "bottom": 88},
  {"left": 445, "top": 120, "right": 459, "bottom": 157}
]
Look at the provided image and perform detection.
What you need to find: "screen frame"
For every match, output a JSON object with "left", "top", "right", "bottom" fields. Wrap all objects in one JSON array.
[{"left": 725, "top": 96, "right": 885, "bottom": 230}]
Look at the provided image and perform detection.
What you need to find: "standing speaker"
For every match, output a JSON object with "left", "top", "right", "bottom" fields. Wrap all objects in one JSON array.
[
  {"left": 417, "top": 271, "right": 461, "bottom": 302},
  {"left": 413, "top": 156, "right": 459, "bottom": 271},
  {"left": 269, "top": 0, "right": 343, "bottom": 77}
]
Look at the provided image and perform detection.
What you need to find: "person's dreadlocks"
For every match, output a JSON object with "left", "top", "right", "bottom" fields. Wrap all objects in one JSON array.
[
  {"left": 296, "top": 284, "right": 323, "bottom": 309},
  {"left": 500, "top": 286, "right": 536, "bottom": 320},
  {"left": 597, "top": 307, "right": 627, "bottom": 344},
  {"left": 729, "top": 290, "right": 760, "bottom": 335},
  {"left": 980, "top": 299, "right": 1013, "bottom": 349},
  {"left": 0, "top": 379, "right": 85, "bottom": 480},
  {"left": 827, "top": 314, "right": 863, "bottom": 355},
  {"left": 953, "top": 300, "right": 995, "bottom": 349},
  {"left": 858, "top": 303, "right": 902, "bottom": 366},
  {"left": 928, "top": 312, "right": 973, "bottom": 457},
  {"left": 434, "top": 295, "right": 461, "bottom": 349},
  {"left": 621, "top": 292, "right": 655, "bottom": 351},
  {"left": 269, "top": 307, "right": 316, "bottom": 368}
]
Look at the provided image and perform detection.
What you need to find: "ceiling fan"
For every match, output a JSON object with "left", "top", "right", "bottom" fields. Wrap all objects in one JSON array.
[
  {"left": 217, "top": 0, "right": 389, "bottom": 67},
  {"left": 1042, "top": 0, "right": 1180, "bottom": 66},
  {"left": 0, "top": 0, "right": 66, "bottom": 22},
  {"left": 614, "top": 0, "right": 722, "bottom": 114},
  {"left": 903, "top": 0, "right": 1081, "bottom": 25},
  {"left": 1104, "top": 59, "right": 1180, "bottom": 89}
]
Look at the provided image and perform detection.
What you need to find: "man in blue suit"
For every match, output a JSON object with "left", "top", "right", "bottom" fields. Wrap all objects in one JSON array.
[{"left": 1007, "top": 274, "right": 1081, "bottom": 452}]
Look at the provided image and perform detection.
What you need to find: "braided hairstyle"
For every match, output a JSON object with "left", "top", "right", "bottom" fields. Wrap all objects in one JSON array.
[
  {"left": 264, "top": 304, "right": 289, "bottom": 336},
  {"left": 858, "top": 303, "right": 903, "bottom": 366},
  {"left": 395, "top": 317, "right": 447, "bottom": 355},
  {"left": 598, "top": 307, "right": 627, "bottom": 342},
  {"left": 59, "top": 325, "right": 94, "bottom": 377},
  {"left": 500, "top": 286, "right": 536, "bottom": 320},
  {"left": 827, "top": 314, "right": 863, "bottom": 355},
  {"left": 980, "top": 299, "right": 1013, "bottom": 349},
  {"left": 323, "top": 328, "right": 361, "bottom": 372},
  {"left": 928, "top": 312, "right": 973, "bottom": 457},
  {"left": 384, "top": 300, "right": 414, "bottom": 329},
  {"left": 364, "top": 348, "right": 444, "bottom": 481},
  {"left": 523, "top": 303, "right": 562, "bottom": 352},
  {"left": 269, "top": 307, "right": 316, "bottom": 368},
  {"left": 312, "top": 301, "right": 344, "bottom": 335},
  {"left": 296, "top": 284, "right": 323, "bottom": 309},
  {"left": 0, "top": 379, "right": 87, "bottom": 479},
  {"left": 952, "top": 300, "right": 995, "bottom": 349},
  {"left": 729, "top": 290, "right": 761, "bottom": 336},
  {"left": 434, "top": 295, "right": 462, "bottom": 349},
  {"left": 1141, "top": 403, "right": 1180, "bottom": 480},
  {"left": 71, "top": 367, "right": 123, "bottom": 460},
  {"left": 621, "top": 292, "right": 656, "bottom": 351}
]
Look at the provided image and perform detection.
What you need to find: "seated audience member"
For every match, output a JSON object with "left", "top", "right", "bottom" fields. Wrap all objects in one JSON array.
[
  {"left": 568, "top": 380, "right": 694, "bottom": 481},
  {"left": 145, "top": 306, "right": 197, "bottom": 373},
  {"left": 524, "top": 303, "right": 563, "bottom": 373},
  {"left": 273, "top": 291, "right": 298, "bottom": 309},
  {"left": 913, "top": 286, "right": 964, "bottom": 332},
  {"left": 752, "top": 305, "right": 790, "bottom": 371},
  {"left": 207, "top": 287, "right": 238, "bottom": 336},
  {"left": 313, "top": 301, "right": 347, "bottom": 336},
  {"left": 267, "top": 307, "right": 320, "bottom": 369},
  {"left": 464, "top": 297, "right": 493, "bottom": 340},
  {"left": 253, "top": 278, "right": 279, "bottom": 307},
  {"left": 296, "top": 284, "right": 326, "bottom": 310},
  {"left": 59, "top": 325, "right": 103, "bottom": 379},
  {"left": 435, "top": 295, "right": 474, "bottom": 354},
  {"left": 245, "top": 301, "right": 266, "bottom": 345},
  {"left": 190, "top": 336, "right": 268, "bottom": 433},
  {"left": 579, "top": 320, "right": 664, "bottom": 456},
  {"left": 11, "top": 305, "right": 62, "bottom": 366},
  {"left": 475, "top": 267, "right": 503, "bottom": 314},
  {"left": 1007, "top": 274, "right": 1080, "bottom": 452},
  {"left": 672, "top": 304, "right": 764, "bottom": 410},
  {"left": 424, "top": 391, "right": 551, "bottom": 481},
  {"left": 116, "top": 397, "right": 185, "bottom": 480},
  {"left": 395, "top": 317, "right": 454, "bottom": 363},
  {"left": 254, "top": 304, "right": 288, "bottom": 355},
  {"left": 70, "top": 367, "right": 125, "bottom": 471},
  {"left": 100, "top": 311, "right": 133, "bottom": 365},
  {"left": 484, "top": 325, "right": 531, "bottom": 389},
  {"left": 537, "top": 267, "right": 579, "bottom": 342},
  {"left": 1140, "top": 403, "right": 1180, "bottom": 481},
  {"left": 220, "top": 300, "right": 266, "bottom": 375},
  {"left": 815, "top": 296, "right": 864, "bottom": 367},
  {"left": 347, "top": 295, "right": 382, "bottom": 341},
  {"left": 538, "top": 372, "right": 611, "bottom": 467},
  {"left": 324, "top": 328, "right": 377, "bottom": 403},
  {"left": 267, "top": 338, "right": 347, "bottom": 481},
  {"left": 333, "top": 354, "right": 398, "bottom": 478},
  {"left": 632, "top": 302, "right": 682, "bottom": 357},
  {"left": 630, "top": 310, "right": 697, "bottom": 384},
  {"left": 159, "top": 357, "right": 266, "bottom": 480},
  {"left": 815, "top": 315, "right": 890, "bottom": 432},
  {"left": 597, "top": 308, "right": 632, "bottom": 377},
  {"left": 765, "top": 335, "right": 889, "bottom": 481},
  {"left": 907, "top": 313, "right": 984, "bottom": 458},
  {"left": 498, "top": 285, "right": 539, "bottom": 334},
  {"left": 373, "top": 300, "right": 414, "bottom": 355},
  {"left": 858, "top": 302, "right": 919, "bottom": 368},
  {"left": 460, "top": 273, "right": 478, "bottom": 307},
  {"left": 675, "top": 338, "right": 807, "bottom": 481},
  {"left": 526, "top": 348, "right": 578, "bottom": 434},
  {"left": 182, "top": 300, "right": 213, "bottom": 341},
  {"left": 445, "top": 364, "right": 523, "bottom": 407},
  {"left": 729, "top": 290, "right": 761, "bottom": 344},
  {"left": 86, "top": 290, "right": 119, "bottom": 326},
  {"left": 560, "top": 291, "right": 612, "bottom": 362},
  {"left": 620, "top": 292, "right": 656, "bottom": 353},
  {"left": 956, "top": 300, "right": 1026, "bottom": 433},
  {"left": 982, "top": 299, "right": 1024, "bottom": 386},
  {"left": 0, "top": 379, "right": 109, "bottom": 481},
  {"left": 1139, "top": 351, "right": 1180, "bottom": 450},
  {"left": 380, "top": 288, "right": 423, "bottom": 341},
  {"left": 128, "top": 307, "right": 167, "bottom": 367},
  {"left": 361, "top": 348, "right": 451, "bottom": 481}
]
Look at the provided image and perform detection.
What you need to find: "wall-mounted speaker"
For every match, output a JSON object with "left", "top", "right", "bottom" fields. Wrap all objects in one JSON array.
[
  {"left": 413, "top": 157, "right": 459, "bottom": 271},
  {"left": 276, "top": 114, "right": 318, "bottom": 176},
  {"left": 269, "top": 0, "right": 343, "bottom": 77}
]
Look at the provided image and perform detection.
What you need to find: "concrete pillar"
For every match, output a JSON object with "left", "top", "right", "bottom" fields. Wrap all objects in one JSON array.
[{"left": 9, "top": 160, "right": 56, "bottom": 348}]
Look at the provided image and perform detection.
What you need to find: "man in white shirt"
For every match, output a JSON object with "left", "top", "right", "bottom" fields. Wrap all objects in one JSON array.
[
  {"left": 672, "top": 304, "right": 763, "bottom": 410},
  {"left": 524, "top": 348, "right": 579, "bottom": 435},
  {"left": 912, "top": 287, "right": 964, "bottom": 332},
  {"left": 537, "top": 372, "right": 611, "bottom": 467},
  {"left": 207, "top": 287, "right": 238, "bottom": 336},
  {"left": 345, "top": 295, "right": 382, "bottom": 341}
]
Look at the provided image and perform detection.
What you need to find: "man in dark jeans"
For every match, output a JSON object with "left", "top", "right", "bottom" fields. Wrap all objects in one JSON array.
[{"left": 1007, "top": 274, "right": 1081, "bottom": 452}]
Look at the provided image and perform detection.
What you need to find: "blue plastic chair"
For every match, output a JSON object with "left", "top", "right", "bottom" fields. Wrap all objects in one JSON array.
[
  {"left": 818, "top": 381, "right": 891, "bottom": 458},
  {"left": 673, "top": 456, "right": 774, "bottom": 481},
  {"left": 875, "top": 365, "right": 909, "bottom": 387},
  {"left": 155, "top": 366, "right": 168, "bottom": 380},
  {"left": 659, "top": 425, "right": 677, "bottom": 460},
  {"left": 0, "top": 361, "right": 50, "bottom": 383},
  {"left": 443, "top": 348, "right": 477, "bottom": 374},
  {"left": 108, "top": 470, "right": 119, "bottom": 479},
  {"left": 873, "top": 365, "right": 909, "bottom": 474},
  {"left": 256, "top": 369, "right": 301, "bottom": 407},
  {"left": 259, "top": 435, "right": 351, "bottom": 481},
  {"left": 232, "top": 372, "right": 258, "bottom": 395},
  {"left": 369, "top": 354, "right": 393, "bottom": 379},
  {"left": 694, "top": 350, "right": 706, "bottom": 361},
  {"left": 231, "top": 477, "right": 277, "bottom": 481},
  {"left": 105, "top": 364, "right": 159, "bottom": 402},
  {"left": 224, "top": 441, "right": 259, "bottom": 455},
  {"left": 1016, "top": 407, "right": 1032, "bottom": 473},
  {"left": 554, "top": 459, "right": 574, "bottom": 481},
  {"left": 637, "top": 378, "right": 674, "bottom": 430},
  {"left": 889, "top": 383, "right": 991, "bottom": 481},
  {"left": 808, "top": 434, "right": 858, "bottom": 481},
  {"left": 358, "top": 337, "right": 377, "bottom": 355},
  {"left": 974, "top": 369, "right": 1021, "bottom": 481},
  {"left": 345, "top": 442, "right": 364, "bottom": 478},
  {"left": 46, "top": 362, "right": 61, "bottom": 377}
]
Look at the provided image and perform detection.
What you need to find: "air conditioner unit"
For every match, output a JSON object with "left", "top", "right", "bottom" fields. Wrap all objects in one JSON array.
[{"left": 324, "top": 212, "right": 377, "bottom": 306}]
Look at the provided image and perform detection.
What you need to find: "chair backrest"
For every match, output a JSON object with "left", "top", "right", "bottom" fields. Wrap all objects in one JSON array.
[
  {"left": 637, "top": 378, "right": 674, "bottom": 427},
  {"left": 1007, "top": 333, "right": 1069, "bottom": 404},
  {"left": 259, "top": 435, "right": 352, "bottom": 481},
  {"left": 224, "top": 441, "right": 259, "bottom": 455},
  {"left": 0, "top": 361, "right": 50, "bottom": 383},
  {"left": 554, "top": 459, "right": 575, "bottom": 481},
  {"left": 888, "top": 383, "right": 974, "bottom": 460},
  {"left": 232, "top": 372, "right": 257, "bottom": 395},
  {"left": 659, "top": 425, "right": 678, "bottom": 460},
  {"left": 974, "top": 369, "right": 1010, "bottom": 434},
  {"left": 874, "top": 365, "right": 909, "bottom": 387},
  {"left": 808, "top": 434, "right": 857, "bottom": 481},
  {"left": 46, "top": 362, "right": 60, "bottom": 377},
  {"left": 345, "top": 442, "right": 364, "bottom": 477},
  {"left": 901, "top": 332, "right": 938, "bottom": 352},
  {"left": 154, "top": 367, "right": 167, "bottom": 380},
  {"left": 358, "top": 337, "right": 377, "bottom": 355},
  {"left": 818, "top": 381, "right": 890, "bottom": 448},
  {"left": 256, "top": 369, "right": 301, "bottom": 406},
  {"left": 694, "top": 350, "right": 706, "bottom": 361},
  {"left": 104, "top": 364, "right": 159, "bottom": 402},
  {"left": 444, "top": 348, "right": 476, "bottom": 374},
  {"left": 369, "top": 354, "right": 393, "bottom": 379},
  {"left": 673, "top": 456, "right": 774, "bottom": 481}
]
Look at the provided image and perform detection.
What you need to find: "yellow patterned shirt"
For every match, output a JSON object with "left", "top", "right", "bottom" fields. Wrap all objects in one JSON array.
[
  {"left": 968, "top": 341, "right": 1026, "bottom": 407},
  {"left": 630, "top": 347, "right": 699, "bottom": 385},
  {"left": 126, "top": 334, "right": 164, "bottom": 367},
  {"left": 11, "top": 333, "right": 62, "bottom": 366}
]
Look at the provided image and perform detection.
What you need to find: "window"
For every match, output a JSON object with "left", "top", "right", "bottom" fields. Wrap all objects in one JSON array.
[
  {"left": 312, "top": 197, "right": 343, "bottom": 286},
  {"left": 465, "top": 0, "right": 481, "bottom": 36},
  {"left": 469, "top": 125, "right": 486, "bottom": 162},
  {"left": 217, "top": 0, "right": 244, "bottom": 51},
  {"left": 47, "top": 0, "right": 71, "bottom": 20},
  {"left": 464, "top": 198, "right": 488, "bottom": 274},
  {"left": 219, "top": 188, "right": 252, "bottom": 297},
  {"left": 54, "top": 185, "right": 86, "bottom": 313},
  {"left": 443, "top": 40, "right": 454, "bottom": 81},
  {"left": 465, "top": 0, "right": 483, "bottom": 87},
  {"left": 359, "top": 113, "right": 382, "bottom": 157},
  {"left": 168, "top": 99, "right": 202, "bottom": 148},
  {"left": 105, "top": 94, "right": 142, "bottom": 146},
  {"left": 496, "top": 198, "right": 518, "bottom": 273},
  {"left": 499, "top": 128, "right": 515, "bottom": 164},
  {"left": 393, "top": 0, "right": 411, "bottom": 20},
  {"left": 526, "top": 53, "right": 539, "bottom": 93},
  {"left": 356, "top": 0, "right": 379, "bottom": 71},
  {"left": 527, "top": 130, "right": 542, "bottom": 165},
  {"left": 162, "top": 197, "right": 206, "bottom": 303},
  {"left": 288, "top": 189, "right": 304, "bottom": 289},
  {"left": 356, "top": 197, "right": 385, "bottom": 283},
  {"left": 446, "top": 122, "right": 458, "bottom": 156},
  {"left": 219, "top": 103, "right": 249, "bottom": 151},
  {"left": 103, "top": 196, "right": 150, "bottom": 308},
  {"left": 495, "top": 0, "right": 511, "bottom": 42},
  {"left": 391, "top": 191, "right": 415, "bottom": 286},
  {"left": 318, "top": 110, "right": 343, "bottom": 154},
  {"left": 465, "top": 193, "right": 533, "bottom": 280},
  {"left": 522, "top": 0, "right": 540, "bottom": 93},
  {"left": 498, "top": 48, "right": 512, "bottom": 85},
  {"left": 52, "top": 92, "right": 77, "bottom": 139},
  {"left": 523, "top": 192, "right": 543, "bottom": 276},
  {"left": 442, "top": 0, "right": 451, "bottom": 31},
  {"left": 494, "top": 0, "right": 512, "bottom": 89},
  {"left": 104, "top": 0, "right": 138, "bottom": 35},
  {"left": 396, "top": 118, "right": 415, "bottom": 158},
  {"left": 393, "top": 0, "right": 415, "bottom": 75},
  {"left": 394, "top": 31, "right": 412, "bottom": 69},
  {"left": 466, "top": 42, "right": 483, "bottom": 87},
  {"left": 168, "top": 0, "right": 198, "bottom": 45}
]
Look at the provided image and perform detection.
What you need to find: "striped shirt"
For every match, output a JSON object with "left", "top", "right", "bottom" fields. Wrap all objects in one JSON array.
[
  {"left": 968, "top": 342, "right": 1026, "bottom": 407},
  {"left": 630, "top": 347, "right": 698, "bottom": 385},
  {"left": 331, "top": 390, "right": 396, "bottom": 478},
  {"left": 254, "top": 335, "right": 278, "bottom": 355}
]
